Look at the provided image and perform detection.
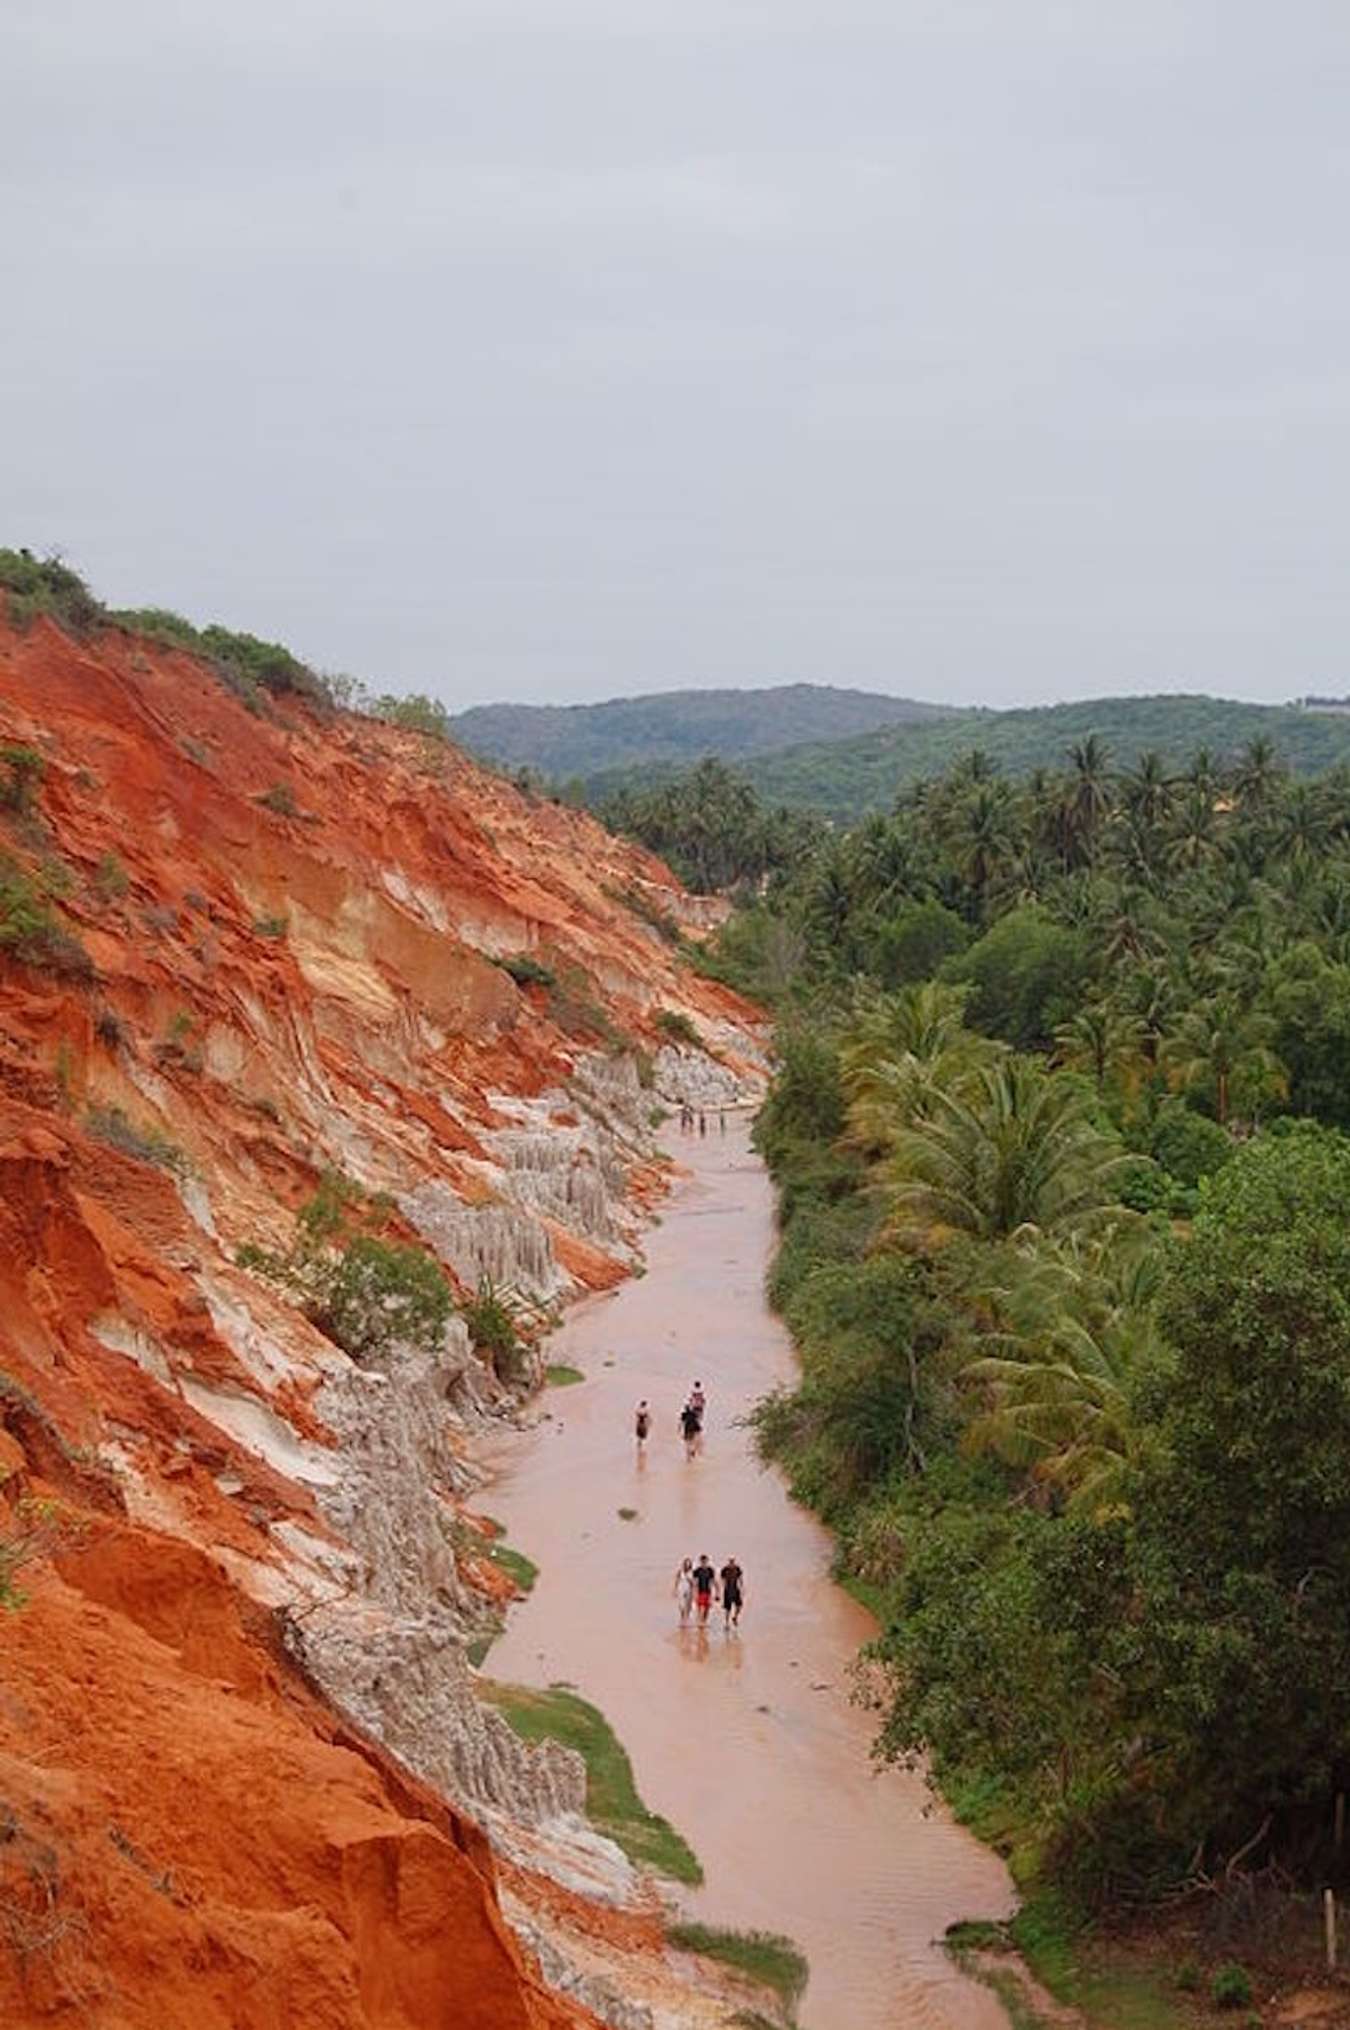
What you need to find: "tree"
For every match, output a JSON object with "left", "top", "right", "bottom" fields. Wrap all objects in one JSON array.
[
  {"left": 946, "top": 905, "right": 1094, "bottom": 1050},
  {"left": 960, "top": 1228, "right": 1161, "bottom": 1514},
  {"left": 1130, "top": 1129, "right": 1350, "bottom": 1865},
  {"left": 1053, "top": 1001, "right": 1146, "bottom": 1096},
  {"left": 883, "top": 1056, "right": 1134, "bottom": 1249},
  {"left": 840, "top": 980, "right": 993, "bottom": 1153},
  {"left": 1163, "top": 992, "right": 1286, "bottom": 1126}
]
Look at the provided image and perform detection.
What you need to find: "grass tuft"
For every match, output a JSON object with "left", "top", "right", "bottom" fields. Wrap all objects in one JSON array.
[
  {"left": 546, "top": 1363, "right": 585, "bottom": 1387},
  {"left": 479, "top": 1680, "right": 702, "bottom": 1884},
  {"left": 667, "top": 1922, "right": 808, "bottom": 2010}
]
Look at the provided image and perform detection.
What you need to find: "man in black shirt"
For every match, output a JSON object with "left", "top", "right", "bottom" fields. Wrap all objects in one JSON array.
[{"left": 720, "top": 1556, "right": 744, "bottom": 1628}]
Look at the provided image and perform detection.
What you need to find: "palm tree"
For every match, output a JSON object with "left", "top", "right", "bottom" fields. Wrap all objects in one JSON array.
[
  {"left": 1275, "top": 782, "right": 1331, "bottom": 865},
  {"left": 951, "top": 787, "right": 1017, "bottom": 917},
  {"left": 883, "top": 1057, "right": 1134, "bottom": 1249},
  {"left": 1169, "top": 784, "right": 1222, "bottom": 870},
  {"left": 840, "top": 981, "right": 994, "bottom": 1153},
  {"left": 1065, "top": 735, "right": 1114, "bottom": 866},
  {"left": 1120, "top": 749, "right": 1174, "bottom": 828},
  {"left": 1232, "top": 734, "right": 1285, "bottom": 813},
  {"left": 1053, "top": 1002, "right": 1146, "bottom": 1095},
  {"left": 959, "top": 1230, "right": 1160, "bottom": 1514},
  {"left": 1163, "top": 992, "right": 1286, "bottom": 1126}
]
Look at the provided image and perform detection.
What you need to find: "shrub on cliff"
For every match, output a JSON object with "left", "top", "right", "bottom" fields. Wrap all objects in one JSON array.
[
  {"left": 0, "top": 549, "right": 104, "bottom": 635},
  {"left": 459, "top": 1274, "right": 531, "bottom": 1383},
  {"left": 0, "top": 858, "right": 93, "bottom": 979},
  {"left": 111, "top": 604, "right": 332, "bottom": 712},
  {"left": 239, "top": 1169, "right": 453, "bottom": 1365},
  {"left": 0, "top": 745, "right": 46, "bottom": 814}
]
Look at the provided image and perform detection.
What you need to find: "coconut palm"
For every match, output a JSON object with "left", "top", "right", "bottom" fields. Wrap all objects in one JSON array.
[
  {"left": 950, "top": 786, "right": 1018, "bottom": 917},
  {"left": 883, "top": 1057, "right": 1134, "bottom": 1249},
  {"left": 1120, "top": 749, "right": 1174, "bottom": 828},
  {"left": 959, "top": 1229, "right": 1161, "bottom": 1514},
  {"left": 1163, "top": 992, "right": 1287, "bottom": 1126},
  {"left": 1053, "top": 1002, "right": 1146, "bottom": 1095},
  {"left": 1064, "top": 735, "right": 1114, "bottom": 866},
  {"left": 1232, "top": 734, "right": 1285, "bottom": 813},
  {"left": 1169, "top": 783, "right": 1223, "bottom": 871},
  {"left": 840, "top": 981, "right": 994, "bottom": 1154}
]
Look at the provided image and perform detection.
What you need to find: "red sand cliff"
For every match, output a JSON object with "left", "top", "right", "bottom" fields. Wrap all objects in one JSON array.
[{"left": 0, "top": 608, "right": 762, "bottom": 2025}]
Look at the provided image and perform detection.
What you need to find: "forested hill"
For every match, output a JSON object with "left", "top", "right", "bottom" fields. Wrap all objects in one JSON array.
[
  {"left": 449, "top": 683, "right": 954, "bottom": 779},
  {"left": 741, "top": 694, "right": 1350, "bottom": 820}
]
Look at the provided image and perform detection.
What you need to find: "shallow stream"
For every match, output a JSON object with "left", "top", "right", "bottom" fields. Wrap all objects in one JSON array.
[{"left": 488, "top": 1120, "right": 1015, "bottom": 2030}]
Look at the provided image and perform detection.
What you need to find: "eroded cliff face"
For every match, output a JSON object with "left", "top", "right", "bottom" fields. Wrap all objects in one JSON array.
[{"left": 0, "top": 609, "right": 765, "bottom": 2027}]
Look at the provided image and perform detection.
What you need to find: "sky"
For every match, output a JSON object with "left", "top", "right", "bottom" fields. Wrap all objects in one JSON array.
[{"left": 4, "top": 1, "right": 1349, "bottom": 711}]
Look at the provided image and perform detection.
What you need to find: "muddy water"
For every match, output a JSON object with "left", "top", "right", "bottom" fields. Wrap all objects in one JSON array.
[{"left": 488, "top": 1122, "right": 1015, "bottom": 2030}]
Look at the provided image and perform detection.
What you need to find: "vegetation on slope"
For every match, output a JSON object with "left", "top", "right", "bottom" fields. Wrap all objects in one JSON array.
[
  {"left": 478, "top": 1680, "right": 702, "bottom": 1884},
  {"left": 450, "top": 683, "right": 952, "bottom": 779},
  {"left": 697, "top": 731, "right": 1350, "bottom": 1951},
  {"left": 740, "top": 695, "right": 1350, "bottom": 819}
]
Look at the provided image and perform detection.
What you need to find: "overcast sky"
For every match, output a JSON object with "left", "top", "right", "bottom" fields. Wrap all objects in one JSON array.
[{"left": 5, "top": 2, "right": 1349, "bottom": 710}]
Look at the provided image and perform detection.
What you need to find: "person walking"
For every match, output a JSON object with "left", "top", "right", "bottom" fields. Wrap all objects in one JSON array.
[
  {"left": 672, "top": 1556, "right": 695, "bottom": 1626},
  {"left": 689, "top": 1380, "right": 706, "bottom": 1454},
  {"left": 634, "top": 1399, "right": 651, "bottom": 1451},
  {"left": 698, "top": 1110, "right": 707, "bottom": 1137},
  {"left": 719, "top": 1555, "right": 745, "bottom": 1629},
  {"left": 692, "top": 1552, "right": 716, "bottom": 1626},
  {"left": 679, "top": 1399, "right": 700, "bottom": 1461}
]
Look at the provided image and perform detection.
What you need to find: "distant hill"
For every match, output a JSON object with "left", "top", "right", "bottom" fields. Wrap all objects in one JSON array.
[
  {"left": 449, "top": 684, "right": 955, "bottom": 780},
  {"left": 734, "top": 694, "right": 1350, "bottom": 821}
]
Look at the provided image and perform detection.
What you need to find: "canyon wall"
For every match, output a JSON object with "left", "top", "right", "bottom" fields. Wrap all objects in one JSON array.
[{"left": 0, "top": 607, "right": 765, "bottom": 2027}]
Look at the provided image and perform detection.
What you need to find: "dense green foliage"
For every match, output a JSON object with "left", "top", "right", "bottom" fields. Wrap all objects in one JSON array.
[
  {"left": 238, "top": 1168, "right": 453, "bottom": 1365},
  {"left": 725, "top": 733, "right": 1350, "bottom": 1916},
  {"left": 450, "top": 683, "right": 947, "bottom": 781},
  {"left": 599, "top": 756, "right": 826, "bottom": 890},
  {"left": 741, "top": 696, "right": 1350, "bottom": 820}
]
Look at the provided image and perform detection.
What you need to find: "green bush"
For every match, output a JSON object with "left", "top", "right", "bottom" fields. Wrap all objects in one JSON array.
[
  {"left": 86, "top": 1104, "right": 186, "bottom": 1175},
  {"left": 0, "top": 858, "right": 92, "bottom": 978},
  {"left": 655, "top": 1007, "right": 701, "bottom": 1047},
  {"left": 0, "top": 549, "right": 104, "bottom": 635},
  {"left": 375, "top": 692, "right": 452, "bottom": 739},
  {"left": 1150, "top": 1107, "right": 1232, "bottom": 1189},
  {"left": 1211, "top": 1964, "right": 1253, "bottom": 2010},
  {"left": 0, "top": 744, "right": 46, "bottom": 813},
  {"left": 495, "top": 951, "right": 556, "bottom": 990},
  {"left": 945, "top": 906, "right": 1093, "bottom": 1050},
  {"left": 93, "top": 851, "right": 129, "bottom": 901},
  {"left": 109, "top": 604, "right": 331, "bottom": 711},
  {"left": 313, "top": 1234, "right": 453, "bottom": 1364},
  {"left": 866, "top": 898, "right": 970, "bottom": 987},
  {"left": 256, "top": 783, "right": 298, "bottom": 817},
  {"left": 459, "top": 1274, "right": 528, "bottom": 1382},
  {"left": 253, "top": 914, "right": 288, "bottom": 939},
  {"left": 240, "top": 1173, "right": 452, "bottom": 1363}
]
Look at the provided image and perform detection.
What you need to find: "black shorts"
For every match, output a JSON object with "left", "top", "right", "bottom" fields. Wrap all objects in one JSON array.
[{"left": 723, "top": 1589, "right": 742, "bottom": 1609}]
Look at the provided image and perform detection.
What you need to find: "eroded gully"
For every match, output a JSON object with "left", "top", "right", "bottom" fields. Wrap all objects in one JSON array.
[{"left": 486, "top": 1119, "right": 1015, "bottom": 2030}]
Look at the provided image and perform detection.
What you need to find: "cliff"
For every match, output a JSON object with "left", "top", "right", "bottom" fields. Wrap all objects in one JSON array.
[{"left": 0, "top": 603, "right": 765, "bottom": 2027}]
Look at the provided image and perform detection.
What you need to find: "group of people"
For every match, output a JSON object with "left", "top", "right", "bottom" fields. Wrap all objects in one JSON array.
[
  {"left": 631, "top": 1387, "right": 744, "bottom": 1633},
  {"left": 676, "top": 1105, "right": 726, "bottom": 1137},
  {"left": 635, "top": 1381, "right": 707, "bottom": 1460},
  {"left": 673, "top": 1552, "right": 745, "bottom": 1628}
]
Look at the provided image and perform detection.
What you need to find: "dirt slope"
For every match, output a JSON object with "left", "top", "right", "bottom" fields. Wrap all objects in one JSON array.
[{"left": 0, "top": 607, "right": 764, "bottom": 2027}]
